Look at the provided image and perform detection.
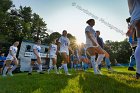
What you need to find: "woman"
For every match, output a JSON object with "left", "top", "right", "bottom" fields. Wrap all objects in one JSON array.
[
  {"left": 47, "top": 39, "right": 59, "bottom": 74},
  {"left": 85, "top": 19, "right": 105, "bottom": 74},
  {"left": 58, "top": 30, "right": 72, "bottom": 75},
  {"left": 28, "top": 39, "right": 44, "bottom": 75},
  {"left": 2, "top": 41, "right": 19, "bottom": 77},
  {"left": 128, "top": 0, "right": 140, "bottom": 79}
]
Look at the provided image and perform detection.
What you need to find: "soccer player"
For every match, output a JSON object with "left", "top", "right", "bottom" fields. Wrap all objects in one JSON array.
[
  {"left": 28, "top": 39, "right": 44, "bottom": 75},
  {"left": 47, "top": 39, "right": 59, "bottom": 74},
  {"left": 2, "top": 41, "right": 19, "bottom": 77},
  {"left": 57, "top": 30, "right": 72, "bottom": 75},
  {"left": 96, "top": 31, "right": 113, "bottom": 71},
  {"left": 73, "top": 48, "right": 80, "bottom": 70},
  {"left": 126, "top": 17, "right": 137, "bottom": 71},
  {"left": 85, "top": 19, "right": 105, "bottom": 74},
  {"left": 127, "top": 0, "right": 140, "bottom": 79}
]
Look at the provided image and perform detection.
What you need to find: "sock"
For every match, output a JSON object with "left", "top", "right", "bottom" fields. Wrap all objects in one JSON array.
[
  {"left": 59, "top": 65, "right": 63, "bottom": 69},
  {"left": 54, "top": 65, "right": 58, "bottom": 73},
  {"left": 90, "top": 56, "right": 97, "bottom": 73},
  {"left": 105, "top": 57, "right": 111, "bottom": 69},
  {"left": 9, "top": 65, "right": 17, "bottom": 73},
  {"left": 74, "top": 64, "right": 77, "bottom": 69},
  {"left": 38, "top": 64, "right": 42, "bottom": 72},
  {"left": 96, "top": 54, "right": 105, "bottom": 65},
  {"left": 134, "top": 38, "right": 140, "bottom": 74},
  {"left": 3, "top": 66, "right": 8, "bottom": 75},
  {"left": 48, "top": 65, "right": 54, "bottom": 72},
  {"left": 129, "top": 54, "right": 136, "bottom": 67},
  {"left": 63, "top": 64, "right": 68, "bottom": 73},
  {"left": 29, "top": 65, "right": 33, "bottom": 73}
]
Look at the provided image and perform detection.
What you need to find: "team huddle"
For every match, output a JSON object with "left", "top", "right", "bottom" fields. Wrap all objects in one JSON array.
[{"left": 0, "top": 0, "right": 140, "bottom": 79}]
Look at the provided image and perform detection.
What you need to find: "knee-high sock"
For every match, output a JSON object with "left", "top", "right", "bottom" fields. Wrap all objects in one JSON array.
[
  {"left": 29, "top": 65, "right": 33, "bottom": 73},
  {"left": 54, "top": 65, "right": 58, "bottom": 73},
  {"left": 48, "top": 65, "right": 54, "bottom": 71},
  {"left": 9, "top": 65, "right": 17, "bottom": 73},
  {"left": 129, "top": 54, "right": 136, "bottom": 67},
  {"left": 134, "top": 38, "right": 140, "bottom": 74},
  {"left": 38, "top": 64, "right": 42, "bottom": 72},
  {"left": 3, "top": 66, "right": 8, "bottom": 75},
  {"left": 96, "top": 54, "right": 105, "bottom": 65},
  {"left": 105, "top": 57, "right": 111, "bottom": 69},
  {"left": 90, "top": 56, "right": 97, "bottom": 73},
  {"left": 63, "top": 64, "right": 68, "bottom": 73}
]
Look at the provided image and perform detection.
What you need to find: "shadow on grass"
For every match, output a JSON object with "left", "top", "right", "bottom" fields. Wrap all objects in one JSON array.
[
  {"left": 79, "top": 72, "right": 140, "bottom": 93},
  {"left": 0, "top": 72, "right": 78, "bottom": 93}
]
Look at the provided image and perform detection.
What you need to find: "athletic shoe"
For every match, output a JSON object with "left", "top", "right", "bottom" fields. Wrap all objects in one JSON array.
[
  {"left": 39, "top": 72, "right": 44, "bottom": 74},
  {"left": 2, "top": 74, "right": 7, "bottom": 77},
  {"left": 94, "top": 69, "right": 102, "bottom": 75},
  {"left": 66, "top": 72, "right": 71, "bottom": 75},
  {"left": 136, "top": 73, "right": 140, "bottom": 79},
  {"left": 28, "top": 73, "right": 32, "bottom": 75},
  {"left": 47, "top": 70, "right": 50, "bottom": 74},
  {"left": 128, "top": 67, "right": 136, "bottom": 71},
  {"left": 8, "top": 72, "right": 13, "bottom": 76},
  {"left": 56, "top": 72, "right": 59, "bottom": 74}
]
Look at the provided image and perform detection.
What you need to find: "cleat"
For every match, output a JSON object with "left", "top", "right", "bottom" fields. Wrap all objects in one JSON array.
[
  {"left": 28, "top": 73, "right": 32, "bottom": 75},
  {"left": 8, "top": 72, "right": 13, "bottom": 76},
  {"left": 39, "top": 72, "right": 44, "bottom": 74},
  {"left": 128, "top": 67, "right": 136, "bottom": 71}
]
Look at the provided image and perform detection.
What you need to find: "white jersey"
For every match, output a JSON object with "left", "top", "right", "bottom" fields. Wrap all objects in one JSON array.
[
  {"left": 32, "top": 44, "right": 41, "bottom": 59},
  {"left": 49, "top": 44, "right": 57, "bottom": 58},
  {"left": 85, "top": 25, "right": 98, "bottom": 48},
  {"left": 128, "top": 0, "right": 140, "bottom": 25},
  {"left": 6, "top": 46, "right": 18, "bottom": 60},
  {"left": 58, "top": 36, "right": 70, "bottom": 55}
]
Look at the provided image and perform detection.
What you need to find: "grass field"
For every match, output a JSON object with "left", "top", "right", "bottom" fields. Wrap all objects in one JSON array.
[{"left": 0, "top": 66, "right": 140, "bottom": 93}]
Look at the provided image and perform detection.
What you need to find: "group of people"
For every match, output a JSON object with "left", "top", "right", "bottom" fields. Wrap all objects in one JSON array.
[
  {"left": 0, "top": 28, "right": 113, "bottom": 77},
  {"left": 0, "top": 0, "right": 140, "bottom": 79}
]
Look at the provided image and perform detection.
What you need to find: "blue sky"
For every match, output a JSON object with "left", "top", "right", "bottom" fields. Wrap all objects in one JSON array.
[{"left": 12, "top": 0, "right": 130, "bottom": 44}]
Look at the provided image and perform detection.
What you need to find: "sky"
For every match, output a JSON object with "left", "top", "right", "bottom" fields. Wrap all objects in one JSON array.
[{"left": 12, "top": 0, "right": 130, "bottom": 44}]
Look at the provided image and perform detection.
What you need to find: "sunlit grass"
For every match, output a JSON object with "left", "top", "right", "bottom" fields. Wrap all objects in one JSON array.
[{"left": 0, "top": 66, "right": 140, "bottom": 93}]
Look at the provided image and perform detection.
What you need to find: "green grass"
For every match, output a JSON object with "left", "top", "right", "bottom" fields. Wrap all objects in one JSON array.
[{"left": 0, "top": 66, "right": 140, "bottom": 93}]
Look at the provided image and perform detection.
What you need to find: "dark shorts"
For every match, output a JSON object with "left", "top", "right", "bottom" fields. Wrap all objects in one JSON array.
[{"left": 31, "top": 59, "right": 37, "bottom": 61}]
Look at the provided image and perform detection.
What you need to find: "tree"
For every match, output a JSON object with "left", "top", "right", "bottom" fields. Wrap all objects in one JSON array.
[
  {"left": 0, "top": 0, "right": 13, "bottom": 43},
  {"left": 67, "top": 33, "right": 77, "bottom": 50},
  {"left": 31, "top": 13, "right": 47, "bottom": 41},
  {"left": 104, "top": 39, "right": 131, "bottom": 65},
  {"left": 44, "top": 32, "right": 61, "bottom": 45}
]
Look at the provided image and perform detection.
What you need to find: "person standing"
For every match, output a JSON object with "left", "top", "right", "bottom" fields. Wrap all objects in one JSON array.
[
  {"left": 127, "top": 0, "right": 140, "bottom": 79},
  {"left": 126, "top": 17, "right": 137, "bottom": 71},
  {"left": 2, "top": 41, "right": 19, "bottom": 77},
  {"left": 0, "top": 53, "right": 6, "bottom": 74},
  {"left": 85, "top": 19, "right": 105, "bottom": 74},
  {"left": 57, "top": 30, "right": 72, "bottom": 75},
  {"left": 28, "top": 39, "right": 44, "bottom": 75},
  {"left": 47, "top": 39, "right": 59, "bottom": 74},
  {"left": 96, "top": 31, "right": 113, "bottom": 71}
]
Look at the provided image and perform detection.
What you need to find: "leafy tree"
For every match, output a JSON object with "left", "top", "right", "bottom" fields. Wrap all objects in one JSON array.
[
  {"left": 67, "top": 33, "right": 77, "bottom": 50},
  {"left": 104, "top": 39, "right": 131, "bottom": 65},
  {"left": 31, "top": 13, "right": 47, "bottom": 41}
]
